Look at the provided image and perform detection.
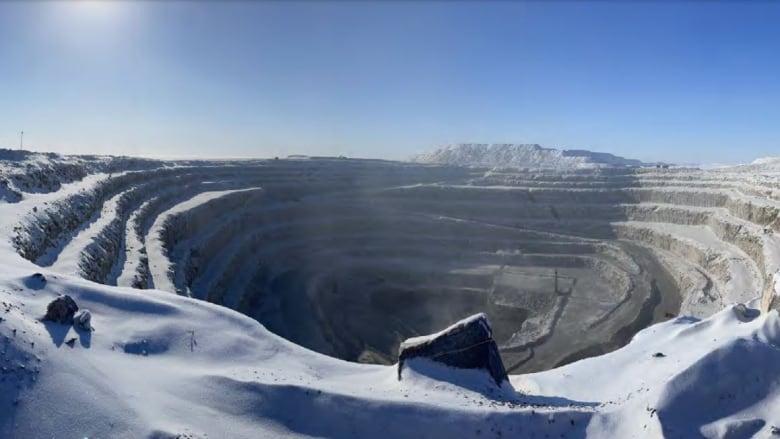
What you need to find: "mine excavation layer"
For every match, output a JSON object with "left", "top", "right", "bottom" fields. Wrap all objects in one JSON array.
[{"left": 8, "top": 158, "right": 780, "bottom": 373}]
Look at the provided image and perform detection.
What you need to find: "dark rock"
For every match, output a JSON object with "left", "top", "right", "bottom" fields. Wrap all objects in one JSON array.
[
  {"left": 65, "top": 337, "right": 77, "bottom": 347},
  {"left": 733, "top": 304, "right": 760, "bottom": 322},
  {"left": 43, "top": 295, "right": 78, "bottom": 324},
  {"left": 653, "top": 352, "right": 666, "bottom": 358},
  {"left": 397, "top": 313, "right": 508, "bottom": 386}
]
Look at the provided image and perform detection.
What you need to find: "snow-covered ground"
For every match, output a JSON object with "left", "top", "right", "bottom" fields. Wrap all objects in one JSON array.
[
  {"left": 413, "top": 143, "right": 649, "bottom": 169},
  {"left": 1, "top": 148, "right": 780, "bottom": 437}
]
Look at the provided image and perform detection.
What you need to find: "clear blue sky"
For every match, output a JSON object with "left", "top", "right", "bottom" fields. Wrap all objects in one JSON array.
[{"left": 1, "top": 1, "right": 778, "bottom": 164}]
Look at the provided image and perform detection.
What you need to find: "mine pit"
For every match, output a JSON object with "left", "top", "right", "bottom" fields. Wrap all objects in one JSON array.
[{"left": 12, "top": 159, "right": 776, "bottom": 373}]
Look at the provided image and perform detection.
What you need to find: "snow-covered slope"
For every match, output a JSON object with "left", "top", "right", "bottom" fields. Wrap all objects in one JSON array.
[
  {"left": 725, "top": 155, "right": 780, "bottom": 174},
  {"left": 519, "top": 302, "right": 780, "bottom": 438},
  {"left": 1, "top": 269, "right": 778, "bottom": 438},
  {"left": 1, "top": 150, "right": 780, "bottom": 437},
  {"left": 412, "top": 143, "right": 648, "bottom": 169}
]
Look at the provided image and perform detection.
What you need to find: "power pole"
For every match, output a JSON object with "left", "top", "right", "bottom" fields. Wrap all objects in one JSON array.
[{"left": 19, "top": 131, "right": 23, "bottom": 150}]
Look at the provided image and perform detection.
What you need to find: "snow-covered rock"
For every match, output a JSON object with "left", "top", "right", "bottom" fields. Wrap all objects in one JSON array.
[
  {"left": 73, "top": 309, "right": 93, "bottom": 332},
  {"left": 398, "top": 313, "right": 508, "bottom": 386}
]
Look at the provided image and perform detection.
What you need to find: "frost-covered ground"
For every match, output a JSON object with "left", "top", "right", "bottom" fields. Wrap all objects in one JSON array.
[{"left": 0, "top": 147, "right": 779, "bottom": 438}]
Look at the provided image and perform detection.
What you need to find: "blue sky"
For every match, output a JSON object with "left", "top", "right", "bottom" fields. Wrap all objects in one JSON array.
[{"left": 1, "top": 1, "right": 778, "bottom": 163}]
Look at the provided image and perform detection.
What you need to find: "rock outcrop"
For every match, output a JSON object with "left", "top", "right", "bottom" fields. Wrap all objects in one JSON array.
[
  {"left": 761, "top": 272, "right": 780, "bottom": 313},
  {"left": 43, "top": 295, "right": 78, "bottom": 324},
  {"left": 397, "top": 313, "right": 508, "bottom": 386}
]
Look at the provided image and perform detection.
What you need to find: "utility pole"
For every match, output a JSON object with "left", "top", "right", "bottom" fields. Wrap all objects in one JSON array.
[{"left": 19, "top": 131, "right": 23, "bottom": 150}]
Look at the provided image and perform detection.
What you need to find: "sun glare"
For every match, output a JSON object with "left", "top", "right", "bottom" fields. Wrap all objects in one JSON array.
[
  {"left": 45, "top": 0, "right": 132, "bottom": 52},
  {"left": 62, "top": 1, "right": 126, "bottom": 29},
  {"left": 69, "top": 0, "right": 119, "bottom": 18}
]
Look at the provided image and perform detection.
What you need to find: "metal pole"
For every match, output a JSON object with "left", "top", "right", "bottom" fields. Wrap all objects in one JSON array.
[{"left": 19, "top": 131, "right": 23, "bottom": 150}]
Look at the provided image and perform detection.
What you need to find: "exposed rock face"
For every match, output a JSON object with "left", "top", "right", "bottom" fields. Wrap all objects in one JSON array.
[
  {"left": 397, "top": 313, "right": 508, "bottom": 386},
  {"left": 761, "top": 272, "right": 780, "bottom": 313},
  {"left": 44, "top": 295, "right": 78, "bottom": 324}
]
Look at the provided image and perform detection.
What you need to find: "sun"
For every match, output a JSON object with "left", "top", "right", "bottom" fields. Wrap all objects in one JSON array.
[{"left": 44, "top": 0, "right": 131, "bottom": 51}]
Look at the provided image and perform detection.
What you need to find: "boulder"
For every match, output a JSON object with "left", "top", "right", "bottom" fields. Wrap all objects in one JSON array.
[
  {"left": 44, "top": 295, "right": 78, "bottom": 324},
  {"left": 73, "top": 309, "right": 93, "bottom": 332},
  {"left": 397, "top": 313, "right": 508, "bottom": 386},
  {"left": 733, "top": 304, "right": 760, "bottom": 322}
]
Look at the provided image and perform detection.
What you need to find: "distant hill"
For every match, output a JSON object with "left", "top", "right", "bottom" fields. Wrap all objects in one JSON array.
[
  {"left": 412, "top": 143, "right": 648, "bottom": 169},
  {"left": 721, "top": 156, "right": 780, "bottom": 173}
]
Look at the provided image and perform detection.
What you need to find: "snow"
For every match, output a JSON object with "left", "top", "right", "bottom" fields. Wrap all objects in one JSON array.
[
  {"left": 145, "top": 188, "right": 259, "bottom": 294},
  {"left": 1, "top": 267, "right": 778, "bottom": 437},
  {"left": 774, "top": 273, "right": 780, "bottom": 300},
  {"left": 413, "top": 143, "right": 648, "bottom": 169},
  {"left": 1, "top": 149, "right": 780, "bottom": 437},
  {"left": 400, "top": 312, "right": 490, "bottom": 349},
  {"left": 45, "top": 192, "right": 125, "bottom": 274},
  {"left": 517, "top": 303, "right": 780, "bottom": 437},
  {"left": 0, "top": 270, "right": 581, "bottom": 438},
  {"left": 614, "top": 221, "right": 761, "bottom": 313},
  {"left": 720, "top": 155, "right": 780, "bottom": 174}
]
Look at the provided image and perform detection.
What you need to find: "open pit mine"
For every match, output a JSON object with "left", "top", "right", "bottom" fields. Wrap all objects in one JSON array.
[{"left": 7, "top": 148, "right": 780, "bottom": 377}]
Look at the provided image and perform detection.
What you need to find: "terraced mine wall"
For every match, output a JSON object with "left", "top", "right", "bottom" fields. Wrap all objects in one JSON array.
[{"left": 9, "top": 158, "right": 780, "bottom": 372}]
